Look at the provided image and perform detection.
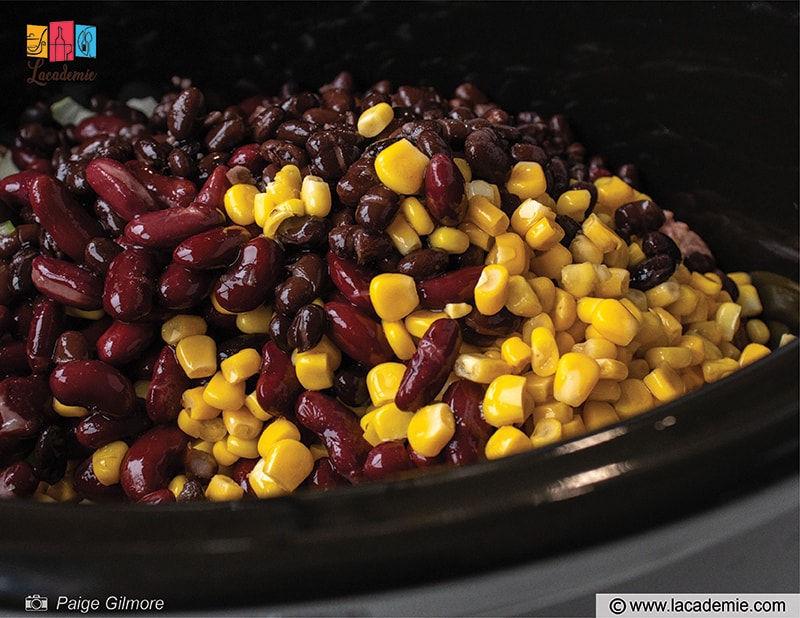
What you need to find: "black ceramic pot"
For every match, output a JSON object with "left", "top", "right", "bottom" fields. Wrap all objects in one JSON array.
[{"left": 0, "top": 2, "right": 797, "bottom": 614}]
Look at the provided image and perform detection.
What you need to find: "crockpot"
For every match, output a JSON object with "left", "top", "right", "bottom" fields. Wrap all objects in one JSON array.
[{"left": 0, "top": 2, "right": 797, "bottom": 615}]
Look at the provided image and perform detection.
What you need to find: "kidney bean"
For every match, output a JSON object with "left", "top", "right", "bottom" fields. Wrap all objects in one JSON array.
[
  {"left": 362, "top": 441, "right": 414, "bottom": 481},
  {"left": 326, "top": 251, "right": 374, "bottom": 314},
  {"left": 356, "top": 185, "right": 400, "bottom": 231},
  {"left": 307, "top": 457, "right": 347, "bottom": 490},
  {"left": 614, "top": 199, "right": 665, "bottom": 238},
  {"left": 26, "top": 296, "right": 65, "bottom": 373},
  {"left": 228, "top": 143, "right": 266, "bottom": 176},
  {"left": 295, "top": 390, "right": 371, "bottom": 484},
  {"left": 95, "top": 320, "right": 156, "bottom": 366},
  {"left": 324, "top": 301, "right": 393, "bottom": 366},
  {"left": 417, "top": 265, "right": 482, "bottom": 309},
  {"left": 28, "top": 174, "right": 105, "bottom": 263},
  {"left": 287, "top": 303, "right": 327, "bottom": 352},
  {"left": 214, "top": 236, "right": 285, "bottom": 313},
  {"left": 173, "top": 225, "right": 251, "bottom": 270},
  {"left": 133, "top": 136, "right": 170, "bottom": 170},
  {"left": 0, "top": 170, "right": 39, "bottom": 207},
  {"left": 50, "top": 359, "right": 136, "bottom": 417},
  {"left": 145, "top": 345, "right": 190, "bottom": 424},
  {"left": 84, "top": 158, "right": 158, "bottom": 222},
  {"left": 157, "top": 261, "right": 215, "bottom": 310},
  {"left": 395, "top": 318, "right": 461, "bottom": 412},
  {"left": 442, "top": 379, "right": 491, "bottom": 466},
  {"left": 124, "top": 202, "right": 223, "bottom": 249},
  {"left": 255, "top": 340, "right": 302, "bottom": 416},
  {"left": 125, "top": 160, "right": 198, "bottom": 210},
  {"left": 166, "top": 146, "right": 196, "bottom": 179},
  {"left": 397, "top": 248, "right": 449, "bottom": 281},
  {"left": 52, "top": 330, "right": 91, "bottom": 365},
  {"left": 629, "top": 253, "right": 677, "bottom": 291},
  {"left": 119, "top": 424, "right": 190, "bottom": 500},
  {"left": 195, "top": 164, "right": 232, "bottom": 210},
  {"left": 30, "top": 255, "right": 103, "bottom": 310},
  {"left": 0, "top": 461, "right": 39, "bottom": 498},
  {"left": 465, "top": 128, "right": 511, "bottom": 185},
  {"left": 0, "top": 340, "right": 29, "bottom": 376},
  {"left": 168, "top": 87, "right": 205, "bottom": 140},
  {"left": 30, "top": 424, "right": 68, "bottom": 485},
  {"left": 102, "top": 247, "right": 159, "bottom": 321},
  {"left": 82, "top": 237, "right": 123, "bottom": 277},
  {"left": 424, "top": 153, "right": 466, "bottom": 225},
  {"left": 73, "top": 457, "right": 126, "bottom": 502},
  {"left": 75, "top": 408, "right": 152, "bottom": 450},
  {"left": 204, "top": 115, "right": 247, "bottom": 152},
  {"left": 73, "top": 114, "right": 131, "bottom": 141},
  {"left": 0, "top": 375, "right": 50, "bottom": 441},
  {"left": 138, "top": 488, "right": 176, "bottom": 504}
]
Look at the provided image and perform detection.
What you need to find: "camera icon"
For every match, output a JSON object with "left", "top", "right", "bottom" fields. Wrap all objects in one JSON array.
[{"left": 24, "top": 595, "right": 48, "bottom": 612}]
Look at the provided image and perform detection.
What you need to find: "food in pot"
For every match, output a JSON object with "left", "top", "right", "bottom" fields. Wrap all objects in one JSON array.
[{"left": 0, "top": 73, "right": 793, "bottom": 502}]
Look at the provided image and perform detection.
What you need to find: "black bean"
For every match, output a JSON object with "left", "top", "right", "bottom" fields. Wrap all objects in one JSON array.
[
  {"left": 168, "top": 87, "right": 205, "bottom": 140},
  {"left": 306, "top": 130, "right": 361, "bottom": 181},
  {"left": 615, "top": 199, "right": 666, "bottom": 237},
  {"left": 356, "top": 184, "right": 400, "bottom": 231},
  {"left": 185, "top": 447, "right": 218, "bottom": 482},
  {"left": 333, "top": 363, "right": 370, "bottom": 407},
  {"left": 464, "top": 128, "right": 511, "bottom": 184},
  {"left": 287, "top": 304, "right": 327, "bottom": 352},
  {"left": 684, "top": 251, "right": 716, "bottom": 273},
  {"left": 397, "top": 248, "right": 450, "bottom": 281},
  {"left": 276, "top": 216, "right": 331, "bottom": 250},
  {"left": 249, "top": 105, "right": 285, "bottom": 142},
  {"left": 30, "top": 425, "right": 68, "bottom": 485},
  {"left": 629, "top": 253, "right": 677, "bottom": 291},
  {"left": 352, "top": 227, "right": 393, "bottom": 265},
  {"left": 274, "top": 276, "right": 316, "bottom": 316}
]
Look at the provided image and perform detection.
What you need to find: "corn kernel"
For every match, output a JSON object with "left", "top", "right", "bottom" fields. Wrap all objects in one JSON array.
[
  {"left": 374, "top": 138, "right": 430, "bottom": 195},
  {"left": 474, "top": 264, "right": 509, "bottom": 316},
  {"left": 560, "top": 262, "right": 598, "bottom": 298},
  {"left": 505, "top": 275, "right": 543, "bottom": 318},
  {"left": 253, "top": 192, "right": 275, "bottom": 227},
  {"left": 485, "top": 425, "right": 534, "bottom": 460},
  {"left": 183, "top": 385, "right": 221, "bottom": 420},
  {"left": 292, "top": 336, "right": 342, "bottom": 391},
  {"left": 459, "top": 221, "right": 493, "bottom": 251},
  {"left": 222, "top": 407, "right": 263, "bottom": 441},
  {"left": 510, "top": 198, "right": 554, "bottom": 237},
  {"left": 212, "top": 439, "right": 240, "bottom": 467},
  {"left": 645, "top": 346, "right": 694, "bottom": 370},
  {"left": 590, "top": 299, "right": 639, "bottom": 346},
  {"left": 168, "top": 474, "right": 188, "bottom": 498},
  {"left": 501, "top": 336, "right": 532, "bottom": 373},
  {"left": 572, "top": 337, "right": 618, "bottom": 359},
  {"left": 583, "top": 213, "right": 624, "bottom": 253},
  {"left": 466, "top": 195, "right": 510, "bottom": 237},
  {"left": 736, "top": 284, "right": 764, "bottom": 317},
  {"left": 645, "top": 281, "right": 681, "bottom": 308},
  {"left": 745, "top": 319, "right": 771, "bottom": 345},
  {"left": 528, "top": 276, "right": 556, "bottom": 313},
  {"left": 466, "top": 179, "right": 501, "bottom": 205},
  {"left": 525, "top": 372, "right": 554, "bottom": 402},
  {"left": 297, "top": 174, "right": 332, "bottom": 217},
  {"left": 553, "top": 352, "right": 600, "bottom": 407},
  {"left": 258, "top": 417, "right": 302, "bottom": 459},
  {"left": 444, "top": 302, "right": 473, "bottom": 320},
  {"left": 643, "top": 365, "right": 685, "bottom": 402},
  {"left": 367, "top": 362, "right": 407, "bottom": 407},
  {"left": 686, "top": 319, "right": 723, "bottom": 345},
  {"left": 614, "top": 378, "right": 655, "bottom": 418},
  {"left": 701, "top": 357, "right": 740, "bottom": 383},
  {"left": 175, "top": 334, "right": 217, "bottom": 379},
  {"left": 234, "top": 303, "right": 273, "bottom": 335},
  {"left": 454, "top": 157, "right": 472, "bottom": 183},
  {"left": 370, "top": 273, "right": 420, "bottom": 321},
  {"left": 400, "top": 196, "right": 435, "bottom": 235},
  {"left": 91, "top": 440, "right": 128, "bottom": 486},
  {"left": 525, "top": 216, "right": 565, "bottom": 251},
  {"left": 52, "top": 398, "right": 89, "bottom": 418},
  {"left": 454, "top": 353, "right": 514, "bottom": 383},
  {"left": 532, "top": 400, "right": 573, "bottom": 424},
  {"left": 161, "top": 314, "right": 207, "bottom": 345},
  {"left": 205, "top": 474, "right": 245, "bottom": 501},
  {"left": 530, "top": 326, "right": 560, "bottom": 377},
  {"left": 371, "top": 402, "right": 415, "bottom": 442},
  {"left": 407, "top": 402, "right": 456, "bottom": 457},
  {"left": 244, "top": 390, "right": 273, "bottom": 422},
  {"left": 603, "top": 243, "right": 630, "bottom": 269},
  {"left": 570, "top": 234, "right": 604, "bottom": 264},
  {"left": 556, "top": 188, "right": 592, "bottom": 221},
  {"left": 64, "top": 307, "right": 106, "bottom": 321},
  {"left": 248, "top": 457, "right": 289, "bottom": 499},
  {"left": 357, "top": 101, "right": 394, "bottom": 138},
  {"left": 531, "top": 417, "right": 563, "bottom": 448},
  {"left": 483, "top": 374, "right": 532, "bottom": 427},
  {"left": 224, "top": 183, "right": 260, "bottom": 226},
  {"left": 690, "top": 271, "right": 723, "bottom": 296},
  {"left": 404, "top": 310, "right": 448, "bottom": 338},
  {"left": 594, "top": 175, "right": 635, "bottom": 215},
  {"left": 586, "top": 377, "right": 621, "bottom": 402},
  {"left": 583, "top": 401, "right": 620, "bottom": 431},
  {"left": 595, "top": 357, "right": 629, "bottom": 381},
  {"left": 739, "top": 342, "right": 771, "bottom": 367},
  {"left": 220, "top": 348, "right": 262, "bottom": 384},
  {"left": 386, "top": 214, "right": 422, "bottom": 255},
  {"left": 530, "top": 243, "right": 573, "bottom": 280},
  {"left": 428, "top": 226, "right": 470, "bottom": 254},
  {"left": 506, "top": 161, "right": 547, "bottom": 200},
  {"left": 203, "top": 371, "right": 246, "bottom": 410},
  {"left": 561, "top": 415, "right": 586, "bottom": 440},
  {"left": 382, "top": 320, "right": 417, "bottom": 360},
  {"left": 486, "top": 232, "right": 529, "bottom": 276},
  {"left": 715, "top": 301, "right": 742, "bottom": 342},
  {"left": 226, "top": 434, "right": 260, "bottom": 459}
]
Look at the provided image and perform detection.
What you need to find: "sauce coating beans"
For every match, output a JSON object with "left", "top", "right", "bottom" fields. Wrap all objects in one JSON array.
[{"left": 0, "top": 73, "right": 792, "bottom": 503}]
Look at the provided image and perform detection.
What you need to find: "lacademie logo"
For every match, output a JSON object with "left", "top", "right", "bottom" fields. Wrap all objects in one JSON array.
[{"left": 26, "top": 20, "right": 97, "bottom": 86}]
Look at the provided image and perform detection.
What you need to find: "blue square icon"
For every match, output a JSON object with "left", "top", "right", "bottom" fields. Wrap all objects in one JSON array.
[{"left": 75, "top": 25, "right": 96, "bottom": 58}]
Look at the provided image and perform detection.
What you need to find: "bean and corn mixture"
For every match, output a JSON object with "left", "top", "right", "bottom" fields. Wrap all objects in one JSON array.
[{"left": 0, "top": 73, "right": 794, "bottom": 503}]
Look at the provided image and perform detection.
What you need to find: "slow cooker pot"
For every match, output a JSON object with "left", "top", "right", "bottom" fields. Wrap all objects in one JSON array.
[{"left": 0, "top": 2, "right": 797, "bottom": 615}]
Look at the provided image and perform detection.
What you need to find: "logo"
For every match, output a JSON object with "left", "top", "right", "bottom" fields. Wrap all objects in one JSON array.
[
  {"left": 25, "top": 19, "right": 97, "bottom": 86},
  {"left": 24, "top": 594, "right": 48, "bottom": 612}
]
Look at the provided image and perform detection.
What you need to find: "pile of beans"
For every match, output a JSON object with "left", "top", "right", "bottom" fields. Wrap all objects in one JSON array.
[{"left": 0, "top": 72, "right": 788, "bottom": 503}]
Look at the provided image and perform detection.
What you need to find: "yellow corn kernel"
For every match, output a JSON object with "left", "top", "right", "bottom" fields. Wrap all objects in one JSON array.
[
  {"left": 212, "top": 439, "right": 240, "bottom": 467},
  {"left": 570, "top": 234, "right": 604, "bottom": 264},
  {"left": 474, "top": 264, "right": 509, "bottom": 316},
  {"left": 236, "top": 303, "right": 273, "bottom": 335},
  {"left": 374, "top": 138, "right": 430, "bottom": 195},
  {"left": 366, "top": 362, "right": 407, "bottom": 407},
  {"left": 715, "top": 301, "right": 742, "bottom": 342},
  {"left": 590, "top": 299, "right": 639, "bottom": 346},
  {"left": 525, "top": 372, "right": 554, "bottom": 402},
  {"left": 745, "top": 319, "right": 770, "bottom": 345},
  {"left": 371, "top": 402, "right": 415, "bottom": 442},
  {"left": 510, "top": 198, "right": 554, "bottom": 237},
  {"left": 686, "top": 319, "right": 723, "bottom": 345},
  {"left": 663, "top": 284, "right": 698, "bottom": 318},
  {"left": 739, "top": 342, "right": 771, "bottom": 367},
  {"left": 530, "top": 243, "right": 573, "bottom": 280},
  {"left": 528, "top": 276, "right": 556, "bottom": 313},
  {"left": 385, "top": 213, "right": 422, "bottom": 256},
  {"left": 626, "top": 241, "right": 647, "bottom": 267},
  {"left": 247, "top": 457, "right": 288, "bottom": 499},
  {"left": 205, "top": 474, "right": 245, "bottom": 502},
  {"left": 168, "top": 474, "right": 188, "bottom": 498},
  {"left": 244, "top": 390, "right": 273, "bottom": 422},
  {"left": 298, "top": 174, "right": 332, "bottom": 217},
  {"left": 454, "top": 157, "right": 472, "bottom": 183},
  {"left": 602, "top": 242, "right": 630, "bottom": 269},
  {"left": 719, "top": 340, "right": 740, "bottom": 360},
  {"left": 292, "top": 336, "right": 342, "bottom": 391},
  {"left": 359, "top": 409, "right": 381, "bottom": 446},
  {"left": 253, "top": 192, "right": 275, "bottom": 227},
  {"left": 643, "top": 365, "right": 685, "bottom": 402},
  {"left": 454, "top": 353, "right": 513, "bottom": 383},
  {"left": 223, "top": 407, "right": 263, "bottom": 441},
  {"left": 428, "top": 226, "right": 470, "bottom": 254},
  {"left": 576, "top": 296, "right": 604, "bottom": 324},
  {"left": 161, "top": 314, "right": 207, "bottom": 345},
  {"left": 556, "top": 330, "right": 576, "bottom": 355},
  {"left": 400, "top": 196, "right": 435, "bottom": 235},
  {"left": 220, "top": 348, "right": 262, "bottom": 384},
  {"left": 678, "top": 334, "right": 707, "bottom": 366},
  {"left": 506, "top": 161, "right": 547, "bottom": 200},
  {"left": 203, "top": 371, "right": 246, "bottom": 411},
  {"left": 553, "top": 352, "right": 600, "bottom": 407},
  {"left": 175, "top": 334, "right": 217, "bottom": 379},
  {"left": 484, "top": 425, "right": 534, "bottom": 459},
  {"left": 525, "top": 216, "right": 565, "bottom": 251},
  {"left": 625, "top": 288, "right": 649, "bottom": 314},
  {"left": 690, "top": 271, "right": 723, "bottom": 296},
  {"left": 466, "top": 195, "right": 510, "bottom": 237},
  {"left": 644, "top": 281, "right": 681, "bottom": 308},
  {"left": 573, "top": 337, "right": 618, "bottom": 359},
  {"left": 133, "top": 379, "right": 149, "bottom": 400},
  {"left": 224, "top": 183, "right": 260, "bottom": 226},
  {"left": 178, "top": 409, "right": 223, "bottom": 441},
  {"left": 644, "top": 346, "right": 694, "bottom": 370},
  {"left": 560, "top": 262, "right": 598, "bottom": 298},
  {"left": 505, "top": 275, "right": 543, "bottom": 318},
  {"left": 614, "top": 378, "right": 655, "bottom": 418},
  {"left": 681, "top": 365, "right": 706, "bottom": 392},
  {"left": 701, "top": 357, "right": 740, "bottom": 383},
  {"left": 407, "top": 402, "right": 456, "bottom": 457},
  {"left": 582, "top": 213, "right": 624, "bottom": 253},
  {"left": 594, "top": 175, "right": 635, "bottom": 215},
  {"left": 523, "top": 315, "right": 556, "bottom": 343},
  {"left": 444, "top": 302, "right": 473, "bottom": 320},
  {"left": 52, "top": 398, "right": 89, "bottom": 418},
  {"left": 583, "top": 401, "right": 620, "bottom": 431},
  {"left": 586, "top": 378, "right": 621, "bottom": 402},
  {"left": 501, "top": 336, "right": 532, "bottom": 373},
  {"left": 532, "top": 400, "right": 573, "bottom": 424},
  {"left": 258, "top": 417, "right": 302, "bottom": 459},
  {"left": 561, "top": 415, "right": 586, "bottom": 440},
  {"left": 647, "top": 307, "right": 681, "bottom": 346},
  {"left": 531, "top": 417, "right": 563, "bottom": 448},
  {"left": 382, "top": 320, "right": 417, "bottom": 360},
  {"left": 370, "top": 273, "right": 420, "bottom": 321},
  {"left": 404, "top": 310, "right": 448, "bottom": 338},
  {"left": 466, "top": 178, "right": 501, "bottom": 205},
  {"left": 483, "top": 374, "right": 532, "bottom": 427},
  {"left": 183, "top": 385, "right": 221, "bottom": 420},
  {"left": 64, "top": 306, "right": 106, "bottom": 321},
  {"left": 530, "top": 326, "right": 560, "bottom": 377},
  {"left": 595, "top": 358, "right": 629, "bottom": 381},
  {"left": 458, "top": 221, "right": 493, "bottom": 251},
  {"left": 556, "top": 188, "right": 592, "bottom": 221},
  {"left": 736, "top": 284, "right": 763, "bottom": 317},
  {"left": 226, "top": 434, "right": 260, "bottom": 459},
  {"left": 357, "top": 101, "right": 394, "bottom": 138},
  {"left": 261, "top": 203, "right": 301, "bottom": 238},
  {"left": 91, "top": 440, "right": 128, "bottom": 486},
  {"left": 486, "top": 232, "right": 529, "bottom": 276}
]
